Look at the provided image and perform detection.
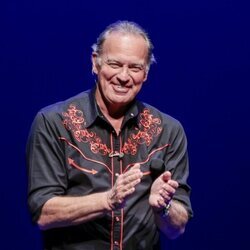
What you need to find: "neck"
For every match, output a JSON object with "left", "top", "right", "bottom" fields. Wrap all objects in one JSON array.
[
  {"left": 95, "top": 86, "right": 128, "bottom": 135},
  {"left": 95, "top": 85, "right": 127, "bottom": 119}
]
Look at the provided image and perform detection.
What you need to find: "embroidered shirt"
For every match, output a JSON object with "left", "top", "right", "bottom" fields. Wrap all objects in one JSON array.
[{"left": 26, "top": 88, "right": 193, "bottom": 250}]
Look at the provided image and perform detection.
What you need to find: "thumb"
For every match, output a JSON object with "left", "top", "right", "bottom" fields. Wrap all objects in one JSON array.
[
  {"left": 162, "top": 171, "right": 171, "bottom": 182},
  {"left": 133, "top": 163, "right": 141, "bottom": 169}
]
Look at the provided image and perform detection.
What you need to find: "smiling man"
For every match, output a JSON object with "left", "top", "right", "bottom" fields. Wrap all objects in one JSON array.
[
  {"left": 92, "top": 31, "right": 149, "bottom": 134},
  {"left": 26, "top": 21, "right": 193, "bottom": 250}
]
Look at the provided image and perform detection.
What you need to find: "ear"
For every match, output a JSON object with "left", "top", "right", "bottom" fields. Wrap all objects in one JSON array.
[
  {"left": 91, "top": 53, "right": 99, "bottom": 74},
  {"left": 143, "top": 70, "right": 148, "bottom": 82}
]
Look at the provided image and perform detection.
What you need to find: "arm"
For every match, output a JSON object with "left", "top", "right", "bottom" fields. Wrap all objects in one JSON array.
[
  {"left": 38, "top": 164, "right": 143, "bottom": 230},
  {"left": 149, "top": 171, "right": 189, "bottom": 239},
  {"left": 26, "top": 111, "right": 143, "bottom": 230},
  {"left": 149, "top": 120, "right": 192, "bottom": 238},
  {"left": 154, "top": 199, "right": 189, "bottom": 239},
  {"left": 38, "top": 192, "right": 111, "bottom": 230}
]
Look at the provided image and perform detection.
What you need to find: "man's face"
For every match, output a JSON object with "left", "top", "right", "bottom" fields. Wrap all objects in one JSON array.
[{"left": 92, "top": 33, "right": 148, "bottom": 108}]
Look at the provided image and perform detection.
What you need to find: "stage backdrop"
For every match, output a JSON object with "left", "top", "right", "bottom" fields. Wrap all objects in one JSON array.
[{"left": 1, "top": 1, "right": 249, "bottom": 249}]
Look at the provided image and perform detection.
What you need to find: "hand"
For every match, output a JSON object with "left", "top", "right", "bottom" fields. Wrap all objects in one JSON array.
[
  {"left": 106, "top": 164, "right": 143, "bottom": 210},
  {"left": 149, "top": 171, "right": 179, "bottom": 212}
]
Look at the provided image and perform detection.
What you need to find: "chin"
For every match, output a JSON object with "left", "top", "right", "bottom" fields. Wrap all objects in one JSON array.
[
  {"left": 108, "top": 100, "right": 129, "bottom": 109},
  {"left": 111, "top": 101, "right": 128, "bottom": 106}
]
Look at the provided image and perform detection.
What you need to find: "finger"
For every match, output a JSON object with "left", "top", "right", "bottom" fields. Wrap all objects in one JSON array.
[
  {"left": 125, "top": 164, "right": 141, "bottom": 174},
  {"left": 122, "top": 187, "right": 136, "bottom": 198},
  {"left": 117, "top": 164, "right": 141, "bottom": 179},
  {"left": 168, "top": 180, "right": 179, "bottom": 189},
  {"left": 118, "top": 171, "right": 142, "bottom": 186},
  {"left": 162, "top": 171, "right": 171, "bottom": 182},
  {"left": 127, "top": 168, "right": 142, "bottom": 178},
  {"left": 118, "top": 181, "right": 139, "bottom": 200},
  {"left": 159, "top": 189, "right": 172, "bottom": 201},
  {"left": 162, "top": 184, "right": 176, "bottom": 195},
  {"left": 116, "top": 177, "right": 141, "bottom": 195},
  {"left": 157, "top": 197, "right": 167, "bottom": 208},
  {"left": 122, "top": 169, "right": 143, "bottom": 182},
  {"left": 125, "top": 163, "right": 141, "bottom": 175},
  {"left": 123, "top": 178, "right": 141, "bottom": 190},
  {"left": 132, "top": 163, "right": 141, "bottom": 169}
]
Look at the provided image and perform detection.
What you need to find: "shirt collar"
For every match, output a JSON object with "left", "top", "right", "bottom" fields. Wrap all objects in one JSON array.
[
  {"left": 122, "top": 99, "right": 140, "bottom": 128},
  {"left": 84, "top": 86, "right": 141, "bottom": 129},
  {"left": 83, "top": 87, "right": 100, "bottom": 128}
]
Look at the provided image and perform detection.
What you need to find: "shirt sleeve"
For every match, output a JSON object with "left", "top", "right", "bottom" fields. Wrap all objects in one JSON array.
[
  {"left": 164, "top": 121, "right": 193, "bottom": 218},
  {"left": 26, "top": 111, "right": 68, "bottom": 222}
]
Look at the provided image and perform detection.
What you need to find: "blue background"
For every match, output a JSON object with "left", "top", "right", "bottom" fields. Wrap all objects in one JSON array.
[{"left": 1, "top": 0, "right": 250, "bottom": 249}]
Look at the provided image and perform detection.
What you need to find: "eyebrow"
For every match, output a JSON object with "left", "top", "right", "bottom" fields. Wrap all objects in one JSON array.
[
  {"left": 105, "top": 59, "right": 122, "bottom": 64},
  {"left": 105, "top": 59, "right": 144, "bottom": 68}
]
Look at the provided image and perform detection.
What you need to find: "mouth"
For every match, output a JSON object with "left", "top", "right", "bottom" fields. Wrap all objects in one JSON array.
[{"left": 112, "top": 84, "right": 131, "bottom": 94}]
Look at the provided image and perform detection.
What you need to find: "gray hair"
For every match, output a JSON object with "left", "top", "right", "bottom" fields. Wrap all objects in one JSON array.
[{"left": 92, "top": 20, "right": 156, "bottom": 70}]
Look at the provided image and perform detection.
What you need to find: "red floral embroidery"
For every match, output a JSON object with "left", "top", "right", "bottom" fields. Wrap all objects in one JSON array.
[
  {"left": 62, "top": 105, "right": 162, "bottom": 157},
  {"left": 62, "top": 104, "right": 111, "bottom": 155},
  {"left": 122, "top": 109, "right": 162, "bottom": 155}
]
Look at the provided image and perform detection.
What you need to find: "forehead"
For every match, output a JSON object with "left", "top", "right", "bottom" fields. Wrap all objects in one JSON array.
[{"left": 101, "top": 33, "right": 148, "bottom": 63}]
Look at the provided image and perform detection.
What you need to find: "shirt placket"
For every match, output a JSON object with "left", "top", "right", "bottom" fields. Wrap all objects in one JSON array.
[{"left": 111, "top": 131, "right": 123, "bottom": 250}]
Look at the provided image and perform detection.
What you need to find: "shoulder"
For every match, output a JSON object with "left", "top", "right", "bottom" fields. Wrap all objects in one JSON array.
[
  {"left": 36, "top": 90, "right": 91, "bottom": 120},
  {"left": 31, "top": 90, "right": 92, "bottom": 130},
  {"left": 138, "top": 101, "right": 184, "bottom": 132}
]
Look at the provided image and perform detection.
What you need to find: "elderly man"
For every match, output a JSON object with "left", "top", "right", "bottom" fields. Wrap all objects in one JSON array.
[{"left": 27, "top": 20, "right": 193, "bottom": 250}]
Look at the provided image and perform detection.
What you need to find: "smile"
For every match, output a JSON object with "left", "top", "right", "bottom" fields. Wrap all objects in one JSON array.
[{"left": 112, "top": 84, "right": 130, "bottom": 93}]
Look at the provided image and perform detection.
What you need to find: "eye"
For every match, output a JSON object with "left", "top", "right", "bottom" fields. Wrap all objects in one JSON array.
[
  {"left": 107, "top": 62, "right": 121, "bottom": 69},
  {"left": 129, "top": 65, "right": 144, "bottom": 73}
]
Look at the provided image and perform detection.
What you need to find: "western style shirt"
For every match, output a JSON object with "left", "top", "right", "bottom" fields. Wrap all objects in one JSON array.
[{"left": 26, "top": 87, "right": 193, "bottom": 250}]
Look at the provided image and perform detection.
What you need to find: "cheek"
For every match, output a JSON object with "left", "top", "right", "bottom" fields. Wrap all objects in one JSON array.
[
  {"left": 135, "top": 83, "right": 144, "bottom": 93},
  {"left": 132, "top": 74, "right": 147, "bottom": 85},
  {"left": 131, "top": 80, "right": 144, "bottom": 96},
  {"left": 100, "top": 68, "right": 117, "bottom": 80}
]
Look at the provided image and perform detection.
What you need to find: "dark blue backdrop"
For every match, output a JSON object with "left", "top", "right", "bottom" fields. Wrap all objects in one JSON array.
[{"left": 1, "top": 1, "right": 250, "bottom": 249}]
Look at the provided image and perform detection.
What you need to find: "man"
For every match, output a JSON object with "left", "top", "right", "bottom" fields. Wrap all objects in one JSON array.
[{"left": 26, "top": 20, "right": 193, "bottom": 250}]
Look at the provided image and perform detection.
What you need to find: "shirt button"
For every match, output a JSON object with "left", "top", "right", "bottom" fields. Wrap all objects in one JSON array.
[
  {"left": 115, "top": 216, "right": 120, "bottom": 222},
  {"left": 114, "top": 241, "right": 119, "bottom": 246},
  {"left": 130, "top": 113, "right": 134, "bottom": 117}
]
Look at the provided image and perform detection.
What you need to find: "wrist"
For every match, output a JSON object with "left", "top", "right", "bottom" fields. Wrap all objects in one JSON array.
[
  {"left": 104, "top": 191, "right": 114, "bottom": 211},
  {"left": 162, "top": 202, "right": 171, "bottom": 217},
  {"left": 155, "top": 201, "right": 172, "bottom": 218}
]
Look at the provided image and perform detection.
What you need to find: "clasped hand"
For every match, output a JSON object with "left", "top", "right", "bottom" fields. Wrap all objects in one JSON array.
[
  {"left": 106, "top": 163, "right": 143, "bottom": 210},
  {"left": 106, "top": 164, "right": 178, "bottom": 212},
  {"left": 149, "top": 171, "right": 179, "bottom": 212}
]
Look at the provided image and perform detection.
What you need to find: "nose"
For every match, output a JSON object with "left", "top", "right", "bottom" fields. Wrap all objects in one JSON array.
[{"left": 117, "top": 67, "right": 130, "bottom": 84}]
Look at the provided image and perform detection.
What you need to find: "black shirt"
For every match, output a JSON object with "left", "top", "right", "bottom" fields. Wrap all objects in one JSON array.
[{"left": 26, "top": 88, "right": 193, "bottom": 250}]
